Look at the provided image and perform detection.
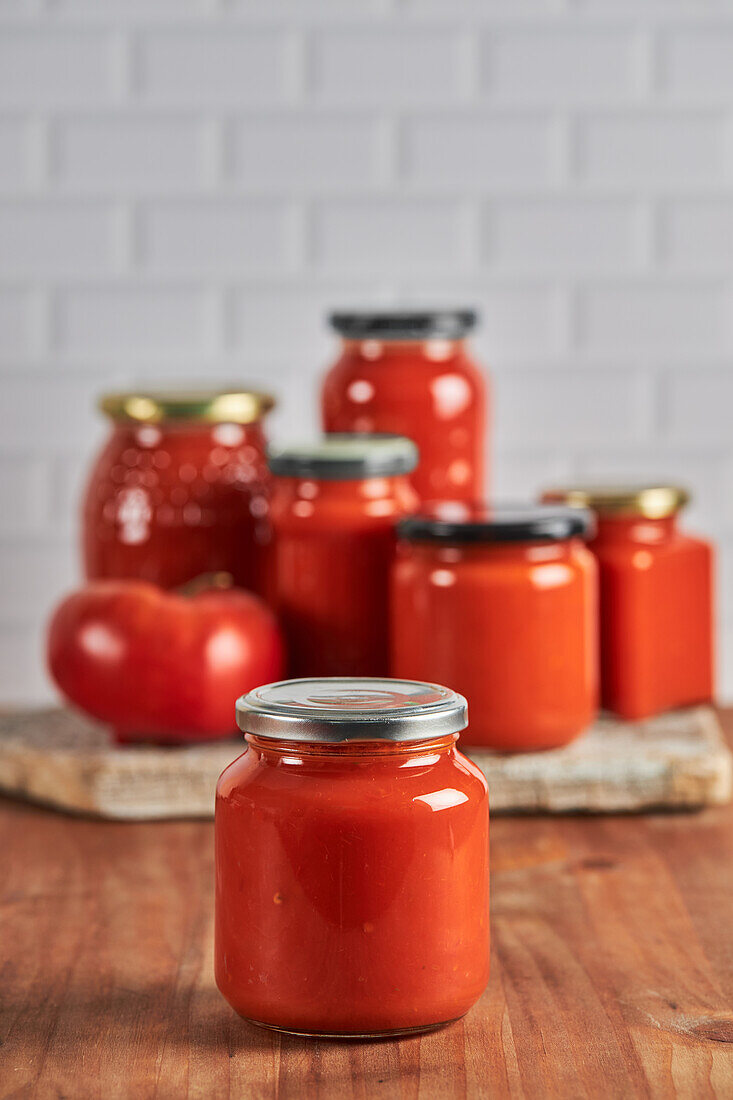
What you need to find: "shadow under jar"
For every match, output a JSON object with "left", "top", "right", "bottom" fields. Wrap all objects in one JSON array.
[
  {"left": 541, "top": 485, "right": 714, "bottom": 721},
  {"left": 321, "top": 310, "right": 487, "bottom": 505},
  {"left": 391, "top": 505, "right": 598, "bottom": 752},
  {"left": 83, "top": 389, "right": 274, "bottom": 595},
  {"left": 268, "top": 435, "right": 418, "bottom": 677},
  {"left": 215, "top": 677, "right": 490, "bottom": 1038}
]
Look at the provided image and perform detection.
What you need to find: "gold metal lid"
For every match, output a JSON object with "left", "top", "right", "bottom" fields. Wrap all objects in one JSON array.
[
  {"left": 99, "top": 388, "right": 275, "bottom": 425},
  {"left": 540, "top": 484, "right": 690, "bottom": 519}
]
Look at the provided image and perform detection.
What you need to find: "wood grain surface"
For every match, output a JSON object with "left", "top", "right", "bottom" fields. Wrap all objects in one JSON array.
[{"left": 3, "top": 716, "right": 733, "bottom": 1098}]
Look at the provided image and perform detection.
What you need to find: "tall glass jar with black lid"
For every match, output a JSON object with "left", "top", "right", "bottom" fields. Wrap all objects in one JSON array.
[
  {"left": 391, "top": 504, "right": 598, "bottom": 750},
  {"left": 321, "top": 310, "right": 488, "bottom": 505},
  {"left": 269, "top": 435, "right": 418, "bottom": 677}
]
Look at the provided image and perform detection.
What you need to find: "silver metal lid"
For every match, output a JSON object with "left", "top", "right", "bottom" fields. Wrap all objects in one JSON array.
[
  {"left": 268, "top": 434, "right": 418, "bottom": 480},
  {"left": 236, "top": 677, "right": 468, "bottom": 743}
]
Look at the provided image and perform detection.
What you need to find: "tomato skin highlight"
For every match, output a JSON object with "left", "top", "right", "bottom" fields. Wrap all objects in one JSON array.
[{"left": 47, "top": 579, "right": 285, "bottom": 743}]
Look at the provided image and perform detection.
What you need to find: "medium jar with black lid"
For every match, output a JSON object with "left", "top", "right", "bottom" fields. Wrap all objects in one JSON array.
[
  {"left": 215, "top": 676, "right": 490, "bottom": 1037},
  {"left": 541, "top": 484, "right": 714, "bottom": 720},
  {"left": 83, "top": 389, "right": 274, "bottom": 594},
  {"left": 269, "top": 435, "right": 418, "bottom": 677},
  {"left": 391, "top": 505, "right": 598, "bottom": 751},
  {"left": 321, "top": 310, "right": 487, "bottom": 504}
]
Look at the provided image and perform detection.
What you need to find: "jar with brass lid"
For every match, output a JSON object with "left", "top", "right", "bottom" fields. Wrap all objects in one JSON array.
[
  {"left": 541, "top": 484, "right": 714, "bottom": 720},
  {"left": 82, "top": 388, "right": 275, "bottom": 595}
]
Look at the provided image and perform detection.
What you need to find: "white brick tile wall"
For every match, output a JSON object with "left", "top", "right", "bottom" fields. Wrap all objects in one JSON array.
[
  {"left": 229, "top": 116, "right": 384, "bottom": 189},
  {"left": 0, "top": 31, "right": 118, "bottom": 108},
  {"left": 403, "top": 115, "right": 558, "bottom": 187},
  {"left": 54, "top": 117, "right": 208, "bottom": 190},
  {"left": 0, "top": 4, "right": 731, "bottom": 702},
  {"left": 313, "top": 31, "right": 463, "bottom": 106},
  {"left": 578, "top": 114, "right": 730, "bottom": 187},
  {"left": 0, "top": 202, "right": 118, "bottom": 277},
  {"left": 485, "top": 199, "right": 644, "bottom": 273},
  {"left": 482, "top": 29, "right": 642, "bottom": 104},
  {"left": 141, "top": 200, "right": 296, "bottom": 274},
  {"left": 138, "top": 31, "right": 293, "bottom": 106}
]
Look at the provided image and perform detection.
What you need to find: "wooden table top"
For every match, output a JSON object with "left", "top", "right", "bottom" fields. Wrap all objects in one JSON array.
[{"left": 3, "top": 715, "right": 733, "bottom": 1099}]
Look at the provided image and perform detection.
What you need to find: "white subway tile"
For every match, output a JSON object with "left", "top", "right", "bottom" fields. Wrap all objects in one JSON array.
[
  {"left": 54, "top": 0, "right": 207, "bottom": 14},
  {"left": 313, "top": 30, "right": 462, "bottom": 105},
  {"left": 314, "top": 200, "right": 464, "bottom": 273},
  {"left": 0, "top": 377, "right": 103, "bottom": 452},
  {"left": 487, "top": 200, "right": 641, "bottom": 272},
  {"left": 0, "top": 119, "right": 32, "bottom": 189},
  {"left": 493, "top": 451, "right": 574, "bottom": 502},
  {"left": 663, "top": 29, "right": 733, "bottom": 97},
  {"left": 580, "top": 114, "right": 728, "bottom": 185},
  {"left": 0, "top": 31, "right": 116, "bottom": 108},
  {"left": 141, "top": 201, "right": 294, "bottom": 275},
  {"left": 139, "top": 30, "right": 291, "bottom": 106},
  {"left": 0, "top": 202, "right": 117, "bottom": 277},
  {"left": 667, "top": 372, "right": 733, "bottom": 445},
  {"left": 494, "top": 370, "right": 649, "bottom": 448},
  {"left": 404, "top": 115, "right": 556, "bottom": 186},
  {"left": 581, "top": 284, "right": 731, "bottom": 353},
  {"left": 0, "top": 456, "right": 48, "bottom": 534},
  {"left": 484, "top": 29, "right": 640, "bottom": 103},
  {"left": 57, "top": 287, "right": 212, "bottom": 354},
  {"left": 230, "top": 286, "right": 380, "bottom": 357},
  {"left": 0, "top": 541, "right": 78, "bottom": 624},
  {"left": 664, "top": 200, "right": 733, "bottom": 270},
  {"left": 55, "top": 118, "right": 207, "bottom": 190},
  {"left": 0, "top": 289, "right": 35, "bottom": 355},
  {"left": 230, "top": 116, "right": 382, "bottom": 188},
  {"left": 0, "top": 625, "right": 58, "bottom": 706}
]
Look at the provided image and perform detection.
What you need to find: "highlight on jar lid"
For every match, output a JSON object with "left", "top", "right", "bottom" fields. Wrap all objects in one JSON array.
[
  {"left": 397, "top": 502, "right": 594, "bottom": 544},
  {"left": 329, "top": 309, "right": 478, "bottom": 342},
  {"left": 540, "top": 484, "right": 690, "bottom": 520},
  {"left": 236, "top": 677, "right": 468, "bottom": 743},
  {"left": 98, "top": 388, "right": 275, "bottom": 425},
  {"left": 267, "top": 434, "right": 419, "bottom": 480}
]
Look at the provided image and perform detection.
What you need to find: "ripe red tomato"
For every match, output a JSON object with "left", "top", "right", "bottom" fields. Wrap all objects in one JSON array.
[{"left": 47, "top": 579, "right": 285, "bottom": 744}]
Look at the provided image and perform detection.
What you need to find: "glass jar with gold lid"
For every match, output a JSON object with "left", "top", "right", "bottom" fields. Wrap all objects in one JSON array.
[
  {"left": 541, "top": 484, "right": 714, "bottom": 720},
  {"left": 82, "top": 388, "right": 275, "bottom": 595}
]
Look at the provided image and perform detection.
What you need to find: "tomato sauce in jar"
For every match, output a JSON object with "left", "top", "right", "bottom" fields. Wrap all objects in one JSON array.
[
  {"left": 391, "top": 505, "right": 598, "bottom": 751},
  {"left": 83, "top": 390, "right": 274, "bottom": 595},
  {"left": 216, "top": 677, "right": 489, "bottom": 1037},
  {"left": 269, "top": 435, "right": 418, "bottom": 677},
  {"left": 321, "top": 311, "right": 487, "bottom": 504},
  {"left": 542, "top": 485, "right": 714, "bottom": 721}
]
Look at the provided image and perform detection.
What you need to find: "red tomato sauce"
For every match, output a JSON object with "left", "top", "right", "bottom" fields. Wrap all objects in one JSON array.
[
  {"left": 322, "top": 312, "right": 487, "bottom": 504},
  {"left": 215, "top": 679, "right": 489, "bottom": 1037},
  {"left": 83, "top": 391, "right": 273, "bottom": 595},
  {"left": 391, "top": 506, "right": 598, "bottom": 751},
  {"left": 269, "top": 437, "right": 418, "bottom": 677}
]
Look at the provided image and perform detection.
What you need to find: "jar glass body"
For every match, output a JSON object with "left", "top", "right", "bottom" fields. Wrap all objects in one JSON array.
[
  {"left": 321, "top": 339, "right": 487, "bottom": 504},
  {"left": 270, "top": 473, "right": 417, "bottom": 677},
  {"left": 215, "top": 733, "right": 490, "bottom": 1037},
  {"left": 391, "top": 538, "right": 598, "bottom": 750},
  {"left": 83, "top": 419, "right": 271, "bottom": 594},
  {"left": 590, "top": 515, "right": 714, "bottom": 720}
]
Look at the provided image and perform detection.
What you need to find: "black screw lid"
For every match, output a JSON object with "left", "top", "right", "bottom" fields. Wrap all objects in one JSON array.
[
  {"left": 397, "top": 503, "right": 594, "bottom": 544},
  {"left": 268, "top": 434, "right": 419, "bottom": 481},
  {"left": 329, "top": 309, "right": 478, "bottom": 341}
]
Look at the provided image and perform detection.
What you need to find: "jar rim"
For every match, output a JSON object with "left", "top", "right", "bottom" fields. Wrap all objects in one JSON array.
[
  {"left": 329, "top": 309, "right": 477, "bottom": 341},
  {"left": 397, "top": 503, "right": 593, "bottom": 544},
  {"left": 541, "top": 484, "right": 689, "bottom": 520},
  {"left": 236, "top": 677, "right": 468, "bottom": 743},
  {"left": 99, "top": 388, "right": 275, "bottom": 425},
  {"left": 268, "top": 434, "right": 418, "bottom": 481}
]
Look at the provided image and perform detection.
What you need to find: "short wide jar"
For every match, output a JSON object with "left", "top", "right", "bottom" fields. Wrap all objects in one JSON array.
[
  {"left": 542, "top": 485, "right": 714, "bottom": 721},
  {"left": 215, "top": 677, "right": 490, "bottom": 1037},
  {"left": 391, "top": 506, "right": 598, "bottom": 751},
  {"left": 269, "top": 435, "right": 418, "bottom": 677},
  {"left": 83, "top": 389, "right": 274, "bottom": 594}
]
